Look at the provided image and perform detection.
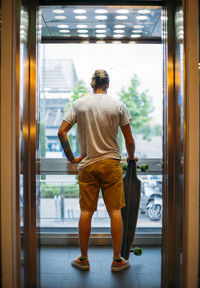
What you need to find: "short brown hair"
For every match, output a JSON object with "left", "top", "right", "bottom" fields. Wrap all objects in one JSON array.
[{"left": 91, "top": 70, "right": 110, "bottom": 90}]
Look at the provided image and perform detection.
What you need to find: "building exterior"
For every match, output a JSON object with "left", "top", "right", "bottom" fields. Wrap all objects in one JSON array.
[{"left": 40, "top": 58, "right": 78, "bottom": 157}]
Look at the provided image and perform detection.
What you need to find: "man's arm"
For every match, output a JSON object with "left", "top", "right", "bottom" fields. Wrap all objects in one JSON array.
[
  {"left": 58, "top": 121, "right": 86, "bottom": 163},
  {"left": 121, "top": 123, "right": 137, "bottom": 162}
]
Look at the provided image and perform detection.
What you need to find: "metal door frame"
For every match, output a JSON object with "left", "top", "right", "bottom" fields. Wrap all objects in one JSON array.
[
  {"left": 21, "top": 0, "right": 39, "bottom": 286},
  {"left": 1, "top": 0, "right": 21, "bottom": 287},
  {"left": 1, "top": 0, "right": 39, "bottom": 287},
  {"left": 162, "top": 0, "right": 199, "bottom": 287},
  {"left": 1, "top": 0, "right": 199, "bottom": 287}
]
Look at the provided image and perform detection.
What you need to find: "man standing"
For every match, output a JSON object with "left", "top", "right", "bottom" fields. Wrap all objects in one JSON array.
[{"left": 58, "top": 70, "right": 136, "bottom": 272}]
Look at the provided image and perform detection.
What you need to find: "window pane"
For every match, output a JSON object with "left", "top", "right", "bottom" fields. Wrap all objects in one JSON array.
[
  {"left": 38, "top": 174, "right": 162, "bottom": 230},
  {"left": 39, "top": 43, "right": 163, "bottom": 159},
  {"left": 38, "top": 42, "right": 163, "bottom": 232}
]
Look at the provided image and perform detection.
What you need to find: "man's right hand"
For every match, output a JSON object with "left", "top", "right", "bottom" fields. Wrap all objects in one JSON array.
[{"left": 71, "top": 153, "right": 87, "bottom": 164}]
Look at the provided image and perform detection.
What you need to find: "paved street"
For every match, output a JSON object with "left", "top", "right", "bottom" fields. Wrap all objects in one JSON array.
[{"left": 39, "top": 198, "right": 162, "bottom": 228}]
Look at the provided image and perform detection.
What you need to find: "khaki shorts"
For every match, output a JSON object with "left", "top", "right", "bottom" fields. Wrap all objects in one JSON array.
[{"left": 78, "top": 158, "right": 125, "bottom": 212}]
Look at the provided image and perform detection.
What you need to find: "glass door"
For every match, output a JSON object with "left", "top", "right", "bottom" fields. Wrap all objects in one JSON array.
[
  {"left": 38, "top": 4, "right": 163, "bottom": 238},
  {"left": 38, "top": 4, "right": 163, "bottom": 287}
]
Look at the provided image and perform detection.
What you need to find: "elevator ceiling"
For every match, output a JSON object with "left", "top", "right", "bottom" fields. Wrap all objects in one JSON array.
[{"left": 40, "top": 6, "right": 162, "bottom": 42}]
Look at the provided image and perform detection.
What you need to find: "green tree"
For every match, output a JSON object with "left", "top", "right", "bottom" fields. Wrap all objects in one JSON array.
[
  {"left": 152, "top": 124, "right": 162, "bottom": 136},
  {"left": 39, "top": 122, "right": 46, "bottom": 180},
  {"left": 119, "top": 75, "right": 154, "bottom": 140},
  {"left": 65, "top": 80, "right": 87, "bottom": 155},
  {"left": 69, "top": 80, "right": 87, "bottom": 103},
  {"left": 39, "top": 122, "right": 46, "bottom": 157}
]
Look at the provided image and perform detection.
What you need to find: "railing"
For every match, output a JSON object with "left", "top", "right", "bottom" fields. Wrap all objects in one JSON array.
[
  {"left": 33, "top": 158, "right": 162, "bottom": 175},
  {"left": 21, "top": 158, "right": 163, "bottom": 245}
]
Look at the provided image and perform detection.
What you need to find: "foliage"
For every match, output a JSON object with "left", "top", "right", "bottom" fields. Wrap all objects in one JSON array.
[
  {"left": 65, "top": 80, "right": 87, "bottom": 112},
  {"left": 152, "top": 124, "right": 162, "bottom": 136},
  {"left": 39, "top": 122, "right": 46, "bottom": 157},
  {"left": 72, "top": 80, "right": 87, "bottom": 101},
  {"left": 40, "top": 182, "right": 104, "bottom": 199},
  {"left": 117, "top": 129, "right": 123, "bottom": 154},
  {"left": 40, "top": 183, "right": 79, "bottom": 198},
  {"left": 119, "top": 75, "right": 154, "bottom": 140},
  {"left": 65, "top": 80, "right": 87, "bottom": 155}
]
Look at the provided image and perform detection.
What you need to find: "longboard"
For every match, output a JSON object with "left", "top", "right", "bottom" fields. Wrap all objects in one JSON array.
[{"left": 121, "top": 160, "right": 141, "bottom": 260}]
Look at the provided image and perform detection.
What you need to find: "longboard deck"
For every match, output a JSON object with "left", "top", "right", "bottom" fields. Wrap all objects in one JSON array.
[{"left": 121, "top": 160, "right": 141, "bottom": 260}]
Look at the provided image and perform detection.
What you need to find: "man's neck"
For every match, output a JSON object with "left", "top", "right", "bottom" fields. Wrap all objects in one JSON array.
[{"left": 94, "top": 88, "right": 107, "bottom": 94}]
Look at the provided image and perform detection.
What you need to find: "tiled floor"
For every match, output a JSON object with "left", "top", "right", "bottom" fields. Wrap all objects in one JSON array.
[{"left": 40, "top": 246, "right": 161, "bottom": 288}]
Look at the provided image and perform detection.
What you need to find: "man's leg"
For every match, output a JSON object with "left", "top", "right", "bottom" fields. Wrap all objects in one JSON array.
[
  {"left": 108, "top": 209, "right": 123, "bottom": 259},
  {"left": 79, "top": 210, "right": 94, "bottom": 258}
]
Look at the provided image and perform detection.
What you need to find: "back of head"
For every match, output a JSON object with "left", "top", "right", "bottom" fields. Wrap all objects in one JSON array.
[{"left": 91, "top": 70, "right": 110, "bottom": 91}]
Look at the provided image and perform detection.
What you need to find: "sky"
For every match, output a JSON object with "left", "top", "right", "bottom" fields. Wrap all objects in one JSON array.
[{"left": 40, "top": 43, "right": 163, "bottom": 124}]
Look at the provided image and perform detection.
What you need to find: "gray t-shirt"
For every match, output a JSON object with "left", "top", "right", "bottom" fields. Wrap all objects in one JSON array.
[{"left": 63, "top": 94, "right": 132, "bottom": 169}]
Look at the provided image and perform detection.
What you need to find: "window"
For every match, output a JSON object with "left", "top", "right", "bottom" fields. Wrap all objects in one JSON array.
[
  {"left": 37, "top": 5, "right": 163, "bottom": 235},
  {"left": 38, "top": 43, "right": 163, "bottom": 233}
]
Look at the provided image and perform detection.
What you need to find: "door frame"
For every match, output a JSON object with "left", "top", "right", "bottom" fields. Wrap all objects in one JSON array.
[{"left": 1, "top": 0, "right": 199, "bottom": 287}]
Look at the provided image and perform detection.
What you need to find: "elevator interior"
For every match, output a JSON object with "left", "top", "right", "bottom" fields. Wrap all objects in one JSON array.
[
  {"left": 5, "top": 0, "right": 194, "bottom": 285},
  {"left": 19, "top": 3, "right": 165, "bottom": 287}
]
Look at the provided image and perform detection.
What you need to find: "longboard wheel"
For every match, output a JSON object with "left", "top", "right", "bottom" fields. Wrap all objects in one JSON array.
[
  {"left": 140, "top": 164, "right": 149, "bottom": 172},
  {"left": 122, "top": 163, "right": 128, "bottom": 170},
  {"left": 130, "top": 247, "right": 143, "bottom": 256}
]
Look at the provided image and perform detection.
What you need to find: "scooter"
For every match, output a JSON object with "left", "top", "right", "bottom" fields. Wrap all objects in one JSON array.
[{"left": 140, "top": 179, "right": 162, "bottom": 221}]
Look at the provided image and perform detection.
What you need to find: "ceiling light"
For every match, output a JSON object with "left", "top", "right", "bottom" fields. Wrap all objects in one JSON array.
[
  {"left": 57, "top": 24, "right": 69, "bottom": 28},
  {"left": 138, "top": 9, "right": 151, "bottom": 14},
  {"left": 131, "top": 34, "right": 141, "bottom": 38},
  {"left": 112, "top": 41, "right": 122, "bottom": 44},
  {"left": 73, "top": 9, "right": 86, "bottom": 14},
  {"left": 75, "top": 15, "right": 87, "bottom": 20},
  {"left": 95, "top": 24, "right": 107, "bottom": 28},
  {"left": 114, "top": 25, "right": 125, "bottom": 28},
  {"left": 78, "top": 34, "right": 88, "bottom": 37},
  {"left": 95, "top": 15, "right": 108, "bottom": 20},
  {"left": 132, "top": 30, "right": 142, "bottom": 33},
  {"left": 114, "top": 29, "right": 124, "bottom": 33},
  {"left": 59, "top": 29, "right": 70, "bottom": 33},
  {"left": 77, "top": 29, "right": 88, "bottom": 33},
  {"left": 76, "top": 24, "right": 88, "bottom": 28},
  {"left": 96, "top": 34, "right": 106, "bottom": 38},
  {"left": 96, "top": 29, "right": 106, "bottom": 33},
  {"left": 115, "top": 15, "right": 128, "bottom": 20},
  {"left": 113, "top": 34, "right": 124, "bottom": 38},
  {"left": 134, "top": 25, "right": 144, "bottom": 29},
  {"left": 96, "top": 40, "right": 106, "bottom": 43},
  {"left": 116, "top": 9, "right": 129, "bottom": 14},
  {"left": 52, "top": 9, "right": 65, "bottom": 14},
  {"left": 136, "top": 15, "right": 148, "bottom": 20},
  {"left": 95, "top": 9, "right": 108, "bottom": 14},
  {"left": 54, "top": 16, "right": 66, "bottom": 20}
]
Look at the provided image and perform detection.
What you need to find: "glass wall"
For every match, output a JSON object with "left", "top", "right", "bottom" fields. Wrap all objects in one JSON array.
[
  {"left": 39, "top": 43, "right": 163, "bottom": 159},
  {"left": 38, "top": 43, "right": 163, "bottom": 232},
  {"left": 39, "top": 174, "right": 162, "bottom": 230}
]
